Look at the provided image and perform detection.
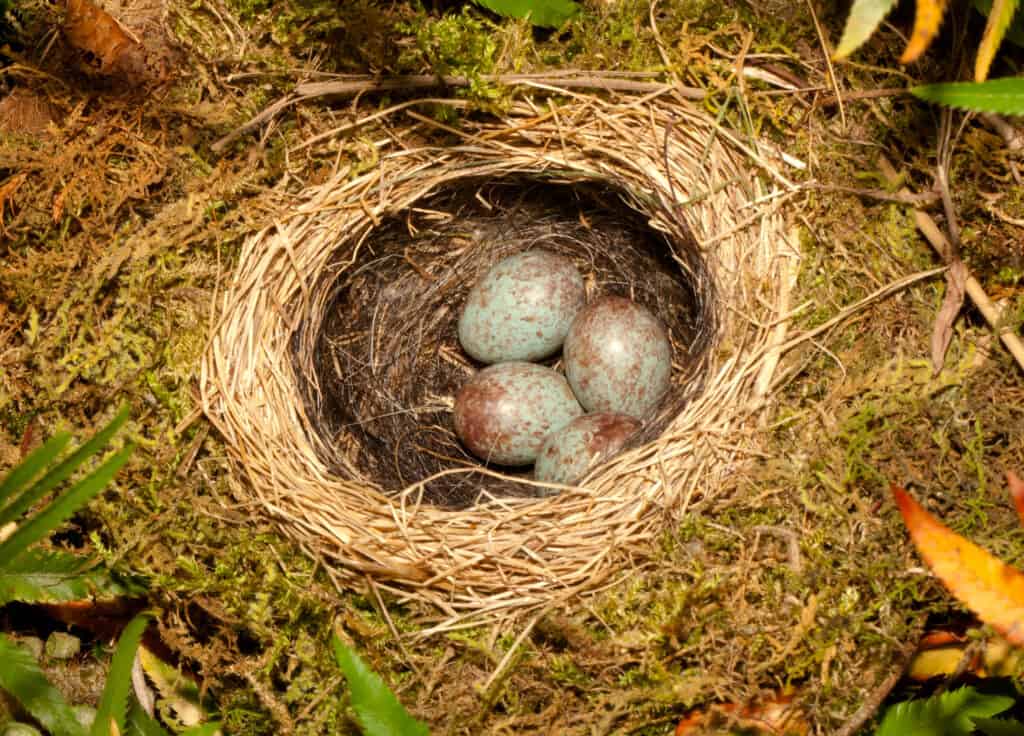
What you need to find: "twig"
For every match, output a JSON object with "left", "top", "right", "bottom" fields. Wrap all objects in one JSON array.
[
  {"left": 804, "top": 183, "right": 939, "bottom": 205},
  {"left": 805, "top": 0, "right": 846, "bottom": 130},
  {"left": 212, "top": 72, "right": 705, "bottom": 153},
  {"left": 818, "top": 87, "right": 907, "bottom": 106},
  {"left": 834, "top": 639, "right": 919, "bottom": 736}
]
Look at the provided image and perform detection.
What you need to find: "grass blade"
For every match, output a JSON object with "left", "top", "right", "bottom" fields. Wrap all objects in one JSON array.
[
  {"left": 92, "top": 613, "right": 152, "bottom": 736},
  {"left": 332, "top": 633, "right": 429, "bottom": 736},
  {"left": 911, "top": 78, "right": 1024, "bottom": 115},
  {"left": 0, "top": 632, "right": 88, "bottom": 736},
  {"left": 0, "top": 405, "right": 131, "bottom": 529},
  {"left": 0, "top": 432, "right": 71, "bottom": 510},
  {"left": 976, "top": 0, "right": 1020, "bottom": 80},
  {"left": 0, "top": 444, "right": 135, "bottom": 564}
]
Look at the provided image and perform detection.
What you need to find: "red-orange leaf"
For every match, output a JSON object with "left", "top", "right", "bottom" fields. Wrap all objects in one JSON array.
[
  {"left": 1008, "top": 471, "right": 1024, "bottom": 525},
  {"left": 892, "top": 485, "right": 1024, "bottom": 645}
]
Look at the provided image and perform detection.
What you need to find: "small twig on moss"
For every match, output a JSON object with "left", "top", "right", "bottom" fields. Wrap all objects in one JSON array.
[
  {"left": 212, "top": 73, "right": 705, "bottom": 153},
  {"left": 804, "top": 183, "right": 940, "bottom": 205},
  {"left": 834, "top": 639, "right": 919, "bottom": 736},
  {"left": 804, "top": 0, "right": 846, "bottom": 130}
]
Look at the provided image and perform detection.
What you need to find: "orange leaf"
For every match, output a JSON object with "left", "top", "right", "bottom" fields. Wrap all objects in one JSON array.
[
  {"left": 675, "top": 692, "right": 808, "bottom": 735},
  {"left": 892, "top": 485, "right": 1024, "bottom": 645},
  {"left": 63, "top": 0, "right": 147, "bottom": 79},
  {"left": 899, "top": 0, "right": 950, "bottom": 64},
  {"left": 1007, "top": 470, "right": 1024, "bottom": 525}
]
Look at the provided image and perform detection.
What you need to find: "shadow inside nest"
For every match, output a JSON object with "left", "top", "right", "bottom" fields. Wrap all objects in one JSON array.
[{"left": 292, "top": 178, "right": 718, "bottom": 508}]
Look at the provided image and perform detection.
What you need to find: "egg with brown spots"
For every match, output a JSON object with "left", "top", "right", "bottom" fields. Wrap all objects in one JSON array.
[
  {"left": 563, "top": 296, "right": 672, "bottom": 418},
  {"left": 457, "top": 250, "right": 585, "bottom": 364},
  {"left": 534, "top": 412, "right": 641, "bottom": 486},
  {"left": 453, "top": 362, "right": 584, "bottom": 466}
]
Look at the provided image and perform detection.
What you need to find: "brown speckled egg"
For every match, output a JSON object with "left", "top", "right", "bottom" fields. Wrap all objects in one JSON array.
[
  {"left": 563, "top": 296, "right": 672, "bottom": 418},
  {"left": 534, "top": 412, "right": 641, "bottom": 486},
  {"left": 454, "top": 362, "right": 584, "bottom": 466},
  {"left": 457, "top": 250, "right": 585, "bottom": 364}
]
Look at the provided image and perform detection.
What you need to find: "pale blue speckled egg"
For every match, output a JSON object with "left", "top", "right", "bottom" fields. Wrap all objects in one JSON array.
[
  {"left": 458, "top": 250, "right": 585, "bottom": 364},
  {"left": 453, "top": 362, "right": 584, "bottom": 466},
  {"left": 563, "top": 296, "right": 672, "bottom": 418},
  {"left": 534, "top": 412, "right": 641, "bottom": 486}
]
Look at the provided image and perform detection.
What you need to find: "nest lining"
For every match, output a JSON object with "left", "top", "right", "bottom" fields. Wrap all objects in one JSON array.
[
  {"left": 200, "top": 90, "right": 792, "bottom": 619},
  {"left": 298, "top": 179, "right": 717, "bottom": 508}
]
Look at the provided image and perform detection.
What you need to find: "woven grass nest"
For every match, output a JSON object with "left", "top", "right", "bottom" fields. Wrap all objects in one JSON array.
[{"left": 200, "top": 89, "right": 793, "bottom": 621}]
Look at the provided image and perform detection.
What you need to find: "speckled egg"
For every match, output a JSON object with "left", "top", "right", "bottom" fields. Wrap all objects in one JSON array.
[
  {"left": 453, "top": 362, "right": 584, "bottom": 466},
  {"left": 534, "top": 412, "right": 642, "bottom": 486},
  {"left": 563, "top": 296, "right": 672, "bottom": 418},
  {"left": 457, "top": 250, "right": 585, "bottom": 364}
]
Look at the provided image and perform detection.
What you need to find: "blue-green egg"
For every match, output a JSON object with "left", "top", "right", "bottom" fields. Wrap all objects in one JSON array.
[
  {"left": 458, "top": 250, "right": 585, "bottom": 364},
  {"left": 534, "top": 412, "right": 642, "bottom": 486},
  {"left": 563, "top": 296, "right": 672, "bottom": 418},
  {"left": 453, "top": 362, "right": 583, "bottom": 466}
]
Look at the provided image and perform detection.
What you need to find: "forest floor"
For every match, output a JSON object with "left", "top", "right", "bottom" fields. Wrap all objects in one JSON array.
[{"left": 2, "top": 0, "right": 1024, "bottom": 733}]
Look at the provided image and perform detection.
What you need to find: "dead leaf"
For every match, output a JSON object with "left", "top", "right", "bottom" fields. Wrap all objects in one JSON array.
[
  {"left": 675, "top": 692, "right": 809, "bottom": 735},
  {"left": 0, "top": 173, "right": 27, "bottom": 235},
  {"left": 63, "top": 0, "right": 148, "bottom": 80},
  {"left": 1007, "top": 470, "right": 1024, "bottom": 525},
  {"left": 908, "top": 628, "right": 1024, "bottom": 680},
  {"left": 900, "top": 0, "right": 950, "bottom": 63},
  {"left": 930, "top": 259, "right": 967, "bottom": 374},
  {"left": 892, "top": 484, "right": 1024, "bottom": 645}
]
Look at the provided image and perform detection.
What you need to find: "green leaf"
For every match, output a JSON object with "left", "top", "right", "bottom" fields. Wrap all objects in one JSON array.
[
  {"left": 472, "top": 0, "right": 577, "bottom": 28},
  {"left": 126, "top": 699, "right": 171, "bottom": 736},
  {"left": 973, "top": 0, "right": 1024, "bottom": 47},
  {"left": 180, "top": 723, "right": 222, "bottom": 736},
  {"left": 0, "top": 633, "right": 88, "bottom": 736},
  {"left": 332, "top": 634, "right": 429, "bottom": 736},
  {"left": 92, "top": 613, "right": 152, "bottom": 736},
  {"left": 973, "top": 716, "right": 1024, "bottom": 736},
  {"left": 0, "top": 548, "right": 144, "bottom": 606},
  {"left": 833, "top": 0, "right": 900, "bottom": 60},
  {"left": 976, "top": 0, "right": 1021, "bottom": 80},
  {"left": 0, "top": 404, "right": 131, "bottom": 529},
  {"left": 0, "top": 444, "right": 135, "bottom": 564},
  {"left": 0, "top": 432, "right": 71, "bottom": 510},
  {"left": 875, "top": 686, "right": 1013, "bottom": 736},
  {"left": 911, "top": 77, "right": 1024, "bottom": 115}
]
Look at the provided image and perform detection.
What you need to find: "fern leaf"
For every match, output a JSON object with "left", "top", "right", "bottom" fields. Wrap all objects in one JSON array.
[
  {"left": 0, "top": 404, "right": 131, "bottom": 529},
  {"left": 911, "top": 77, "right": 1024, "bottom": 114},
  {"left": 472, "top": 0, "right": 577, "bottom": 27},
  {"left": 0, "top": 444, "right": 134, "bottom": 564},
  {"left": 900, "top": 0, "right": 951, "bottom": 63},
  {"left": 0, "top": 432, "right": 71, "bottom": 510},
  {"left": 0, "top": 548, "right": 143, "bottom": 606},
  {"left": 834, "top": 0, "right": 900, "bottom": 60},
  {"left": 973, "top": 716, "right": 1024, "bottom": 736},
  {"left": 332, "top": 634, "right": 429, "bottom": 736},
  {"left": 875, "top": 686, "right": 1013, "bottom": 736},
  {"left": 92, "top": 614, "right": 152, "bottom": 736},
  {"left": 0, "top": 633, "right": 88, "bottom": 736},
  {"left": 976, "top": 0, "right": 1020, "bottom": 80}
]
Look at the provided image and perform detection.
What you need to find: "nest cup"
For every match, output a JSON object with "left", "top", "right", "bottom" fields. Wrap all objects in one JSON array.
[
  {"left": 300, "top": 179, "right": 716, "bottom": 508},
  {"left": 201, "top": 92, "right": 791, "bottom": 617}
]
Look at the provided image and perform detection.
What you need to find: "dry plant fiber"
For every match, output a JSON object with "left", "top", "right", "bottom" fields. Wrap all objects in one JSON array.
[{"left": 200, "top": 87, "right": 796, "bottom": 622}]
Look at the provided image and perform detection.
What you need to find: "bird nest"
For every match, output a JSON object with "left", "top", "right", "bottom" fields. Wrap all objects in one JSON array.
[{"left": 200, "top": 89, "right": 794, "bottom": 622}]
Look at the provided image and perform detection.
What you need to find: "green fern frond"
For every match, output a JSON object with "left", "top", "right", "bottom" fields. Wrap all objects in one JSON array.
[
  {"left": 875, "top": 686, "right": 1014, "bottom": 736},
  {"left": 0, "top": 547, "right": 145, "bottom": 606},
  {"left": 0, "top": 633, "right": 88, "bottom": 736}
]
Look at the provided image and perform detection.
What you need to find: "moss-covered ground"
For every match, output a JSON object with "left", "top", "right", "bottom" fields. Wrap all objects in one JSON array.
[{"left": 2, "top": 0, "right": 1024, "bottom": 733}]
